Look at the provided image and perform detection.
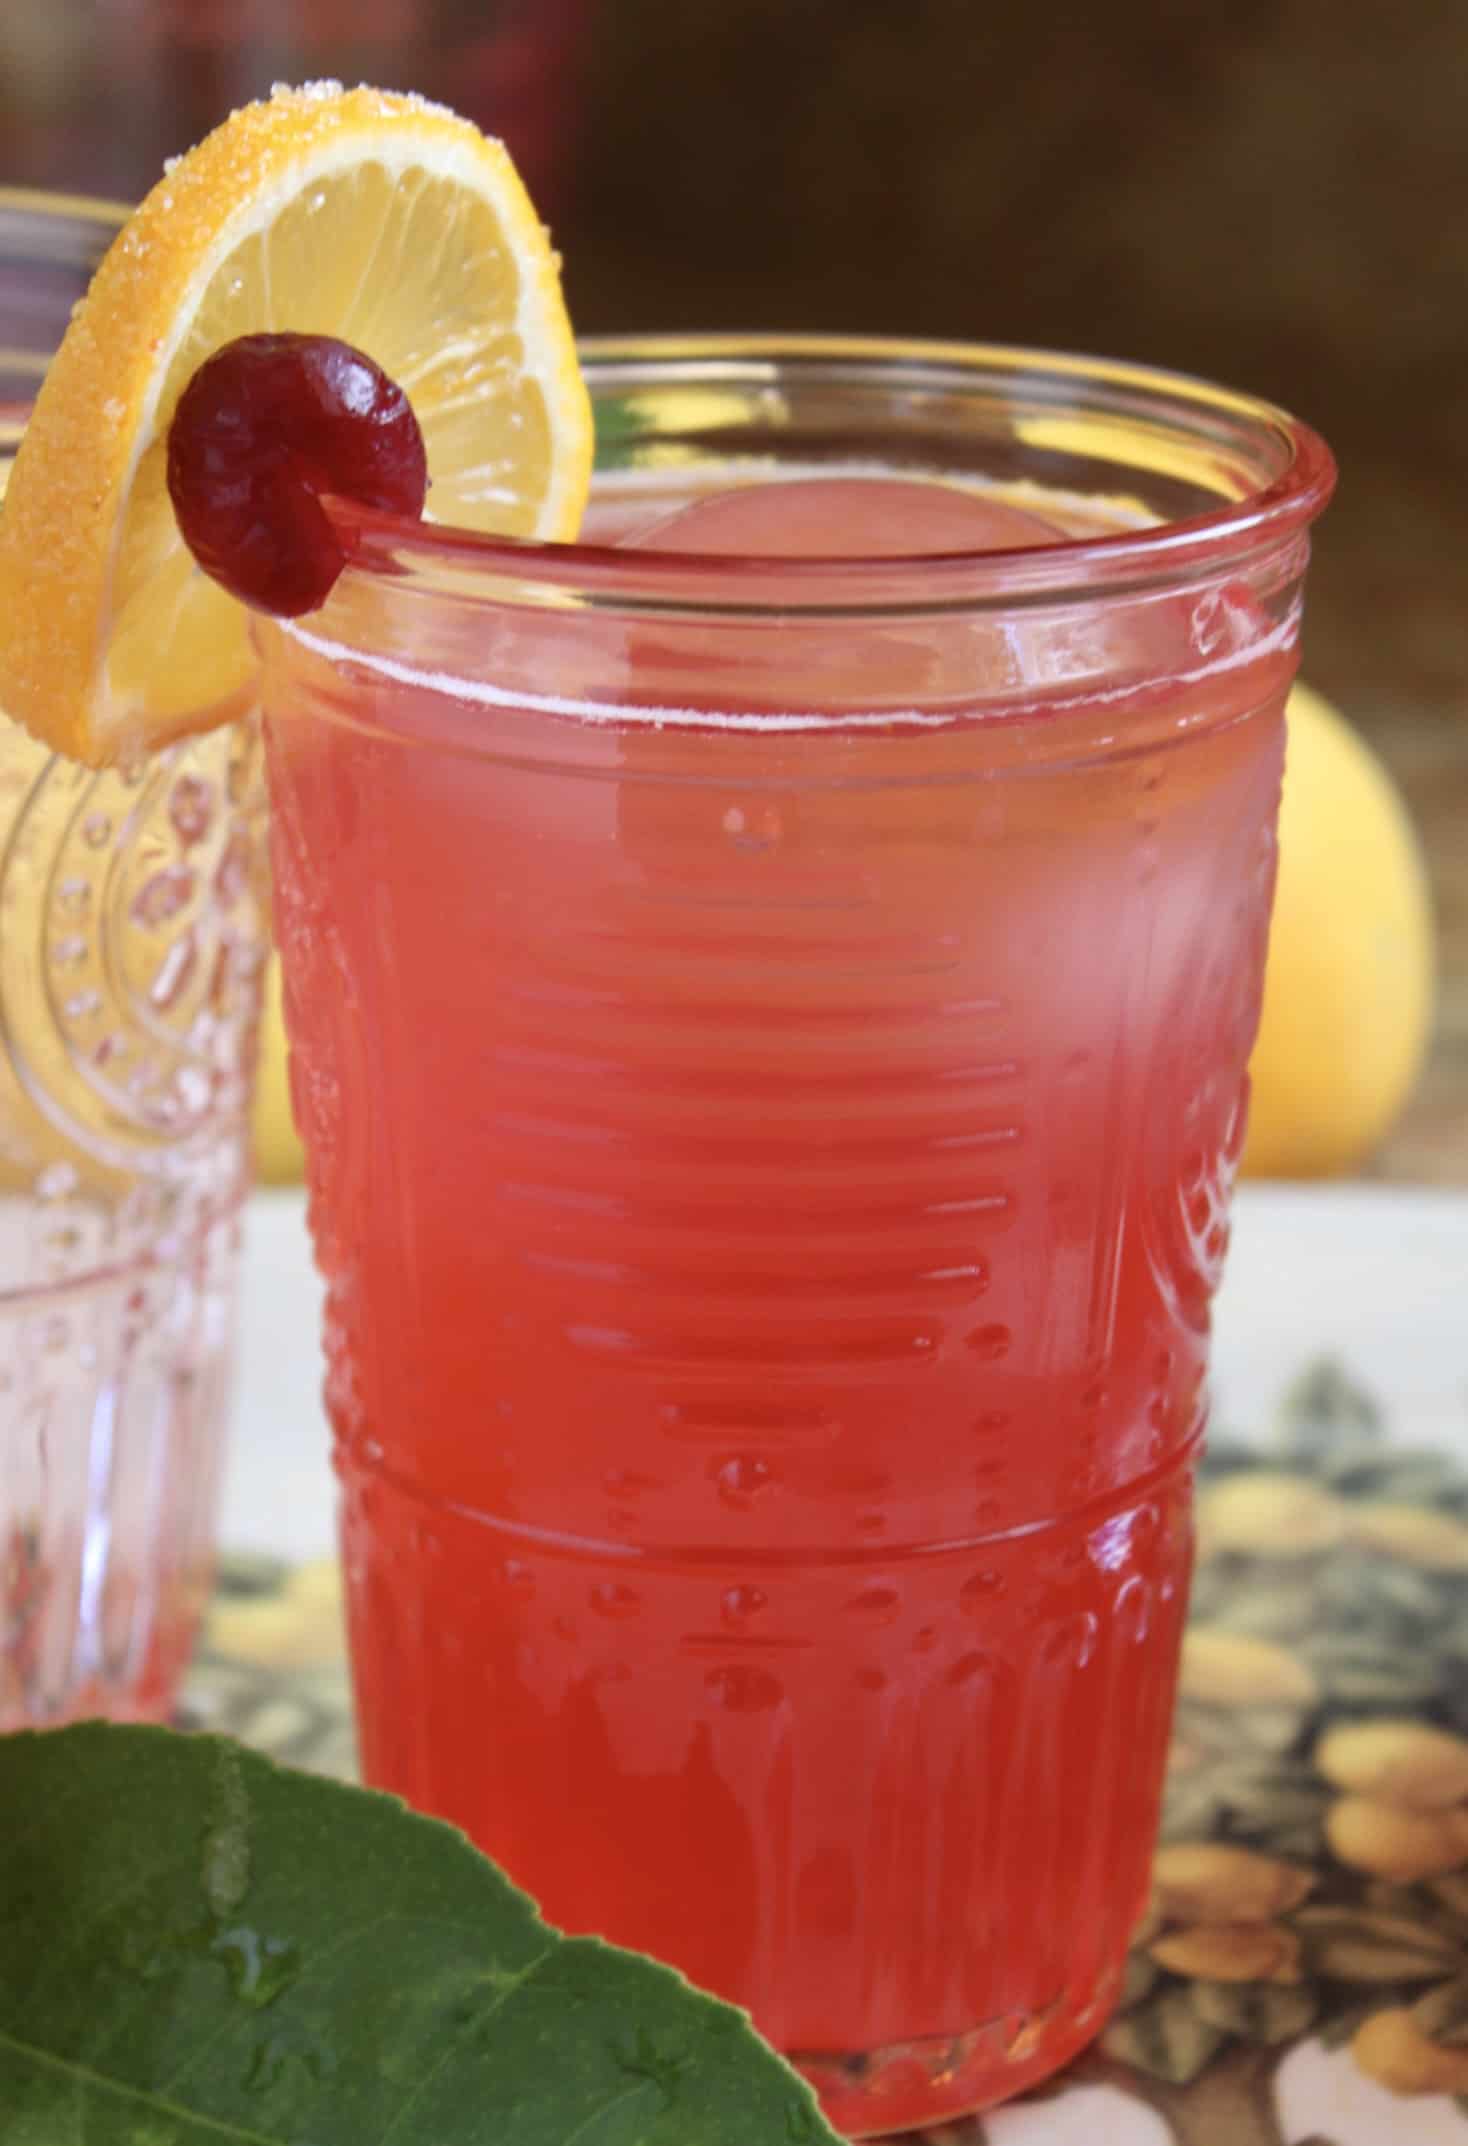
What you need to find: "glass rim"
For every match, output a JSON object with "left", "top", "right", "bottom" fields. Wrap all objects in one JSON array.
[
  {"left": 334, "top": 331, "right": 1336, "bottom": 617},
  {"left": 0, "top": 197, "right": 1335, "bottom": 612},
  {"left": 0, "top": 183, "right": 130, "bottom": 241},
  {"left": 0, "top": 188, "right": 128, "bottom": 413}
]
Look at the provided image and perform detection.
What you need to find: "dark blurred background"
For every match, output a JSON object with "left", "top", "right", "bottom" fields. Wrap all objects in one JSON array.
[{"left": 3, "top": 0, "right": 1465, "bottom": 1178}]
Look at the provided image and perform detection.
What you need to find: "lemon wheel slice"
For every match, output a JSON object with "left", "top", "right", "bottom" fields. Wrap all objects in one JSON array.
[{"left": 0, "top": 83, "right": 592, "bottom": 765}]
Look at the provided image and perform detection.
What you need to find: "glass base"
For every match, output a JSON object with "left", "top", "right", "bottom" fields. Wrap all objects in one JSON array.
[
  {"left": 791, "top": 1959, "right": 1123, "bottom": 2136},
  {"left": 0, "top": 1620, "right": 199, "bottom": 1734}
]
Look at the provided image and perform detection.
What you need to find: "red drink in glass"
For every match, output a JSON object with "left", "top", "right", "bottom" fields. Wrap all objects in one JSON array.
[{"left": 260, "top": 339, "right": 1333, "bottom": 2133}]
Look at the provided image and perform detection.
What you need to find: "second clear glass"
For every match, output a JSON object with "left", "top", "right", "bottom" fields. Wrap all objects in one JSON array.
[{"left": 0, "top": 189, "right": 268, "bottom": 1733}]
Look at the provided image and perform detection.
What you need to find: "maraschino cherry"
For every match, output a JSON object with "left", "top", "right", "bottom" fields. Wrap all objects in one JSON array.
[{"left": 167, "top": 331, "right": 427, "bottom": 616}]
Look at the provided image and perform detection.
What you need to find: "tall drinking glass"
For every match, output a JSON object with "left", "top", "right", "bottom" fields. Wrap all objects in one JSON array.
[
  {"left": 0, "top": 191, "right": 268, "bottom": 1730},
  {"left": 259, "top": 338, "right": 1333, "bottom": 2134}
]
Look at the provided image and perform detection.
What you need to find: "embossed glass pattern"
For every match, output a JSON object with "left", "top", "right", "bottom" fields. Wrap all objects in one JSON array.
[
  {"left": 259, "top": 338, "right": 1333, "bottom": 2134},
  {"left": 0, "top": 192, "right": 267, "bottom": 1730}
]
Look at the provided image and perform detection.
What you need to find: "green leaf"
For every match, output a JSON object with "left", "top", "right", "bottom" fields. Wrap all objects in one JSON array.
[
  {"left": 1273, "top": 1360, "right": 1382, "bottom": 1459},
  {"left": 1294, "top": 1905, "right": 1461, "bottom": 1984},
  {"left": 1188, "top": 1978, "right": 1319, "bottom": 2046},
  {"left": 0, "top": 1724, "right": 839, "bottom": 2145},
  {"left": 1099, "top": 1983, "right": 1225, "bottom": 2085}
]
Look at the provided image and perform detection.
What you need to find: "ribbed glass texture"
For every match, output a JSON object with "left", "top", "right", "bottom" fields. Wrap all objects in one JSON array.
[{"left": 261, "top": 335, "right": 1332, "bottom": 2131}]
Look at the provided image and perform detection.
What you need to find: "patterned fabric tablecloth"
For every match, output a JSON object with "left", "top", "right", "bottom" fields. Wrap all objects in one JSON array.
[{"left": 184, "top": 1362, "right": 1468, "bottom": 2144}]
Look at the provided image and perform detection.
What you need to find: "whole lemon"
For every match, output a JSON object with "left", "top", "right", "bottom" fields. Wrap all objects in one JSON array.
[
  {"left": 251, "top": 954, "right": 306, "bottom": 1185},
  {"left": 1241, "top": 682, "right": 1434, "bottom": 1178}
]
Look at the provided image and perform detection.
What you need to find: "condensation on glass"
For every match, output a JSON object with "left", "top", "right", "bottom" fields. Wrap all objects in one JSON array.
[{"left": 258, "top": 337, "right": 1333, "bottom": 2131}]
